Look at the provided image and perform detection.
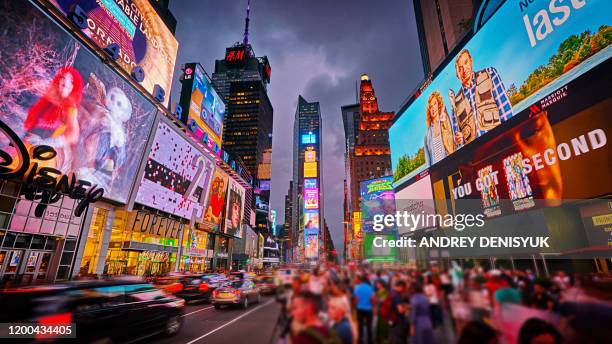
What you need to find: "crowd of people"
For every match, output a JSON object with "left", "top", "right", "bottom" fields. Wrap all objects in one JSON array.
[{"left": 273, "top": 262, "right": 611, "bottom": 344}]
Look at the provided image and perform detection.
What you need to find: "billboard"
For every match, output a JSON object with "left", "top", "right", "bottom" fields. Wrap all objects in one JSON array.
[
  {"left": 301, "top": 132, "right": 316, "bottom": 144},
  {"left": 360, "top": 177, "right": 396, "bottom": 232},
  {"left": 394, "top": 172, "right": 436, "bottom": 234},
  {"left": 364, "top": 233, "right": 396, "bottom": 263},
  {"left": 390, "top": 0, "right": 611, "bottom": 183},
  {"left": 0, "top": 0, "right": 156, "bottom": 204},
  {"left": 305, "top": 234, "right": 319, "bottom": 259},
  {"left": 135, "top": 120, "right": 215, "bottom": 220},
  {"left": 225, "top": 179, "right": 245, "bottom": 238},
  {"left": 304, "top": 179, "right": 317, "bottom": 189},
  {"left": 304, "top": 210, "right": 319, "bottom": 235},
  {"left": 304, "top": 149, "right": 316, "bottom": 162},
  {"left": 45, "top": 0, "right": 179, "bottom": 106},
  {"left": 304, "top": 162, "right": 318, "bottom": 178},
  {"left": 304, "top": 188, "right": 319, "bottom": 210},
  {"left": 352, "top": 211, "right": 362, "bottom": 239},
  {"left": 181, "top": 63, "right": 225, "bottom": 150},
  {"left": 203, "top": 169, "right": 229, "bottom": 231}
]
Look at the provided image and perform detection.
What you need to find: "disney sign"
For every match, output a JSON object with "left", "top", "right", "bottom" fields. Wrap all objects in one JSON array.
[{"left": 0, "top": 120, "right": 104, "bottom": 218}]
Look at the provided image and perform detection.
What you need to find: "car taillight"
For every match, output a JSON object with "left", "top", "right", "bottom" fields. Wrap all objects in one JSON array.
[
  {"left": 213, "top": 290, "right": 219, "bottom": 296},
  {"left": 233, "top": 290, "right": 242, "bottom": 295},
  {"left": 38, "top": 312, "right": 72, "bottom": 325},
  {"left": 199, "top": 284, "right": 209, "bottom": 292}
]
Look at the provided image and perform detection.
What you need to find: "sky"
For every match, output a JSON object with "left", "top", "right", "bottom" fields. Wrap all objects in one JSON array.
[{"left": 169, "top": 0, "right": 424, "bottom": 257}]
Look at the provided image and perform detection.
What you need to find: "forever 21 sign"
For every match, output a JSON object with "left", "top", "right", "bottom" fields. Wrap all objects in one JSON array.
[{"left": 0, "top": 120, "right": 104, "bottom": 218}]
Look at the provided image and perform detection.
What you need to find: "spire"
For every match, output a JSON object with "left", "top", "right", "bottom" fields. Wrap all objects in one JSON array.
[{"left": 243, "top": 0, "right": 251, "bottom": 46}]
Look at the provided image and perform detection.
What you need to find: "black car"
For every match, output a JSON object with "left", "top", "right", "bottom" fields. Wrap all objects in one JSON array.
[
  {"left": 0, "top": 280, "right": 185, "bottom": 342},
  {"left": 175, "top": 274, "right": 214, "bottom": 302}
]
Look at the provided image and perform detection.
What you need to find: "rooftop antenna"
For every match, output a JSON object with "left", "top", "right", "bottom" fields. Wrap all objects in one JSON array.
[{"left": 243, "top": 0, "right": 251, "bottom": 46}]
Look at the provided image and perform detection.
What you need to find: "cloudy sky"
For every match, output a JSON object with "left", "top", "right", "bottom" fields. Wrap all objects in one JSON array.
[{"left": 169, "top": 0, "right": 424, "bottom": 258}]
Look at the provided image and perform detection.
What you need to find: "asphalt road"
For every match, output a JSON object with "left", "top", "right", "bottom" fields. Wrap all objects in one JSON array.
[{"left": 151, "top": 296, "right": 282, "bottom": 344}]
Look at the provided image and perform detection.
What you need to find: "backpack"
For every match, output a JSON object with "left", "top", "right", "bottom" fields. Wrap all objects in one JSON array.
[{"left": 303, "top": 327, "right": 343, "bottom": 344}]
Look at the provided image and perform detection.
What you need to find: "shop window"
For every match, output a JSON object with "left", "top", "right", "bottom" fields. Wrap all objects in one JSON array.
[
  {"left": 79, "top": 208, "right": 108, "bottom": 275},
  {"left": 56, "top": 266, "right": 69, "bottom": 280},
  {"left": 3, "top": 232, "right": 18, "bottom": 247},
  {"left": 14, "top": 234, "right": 30, "bottom": 248},
  {"left": 44, "top": 238, "right": 58, "bottom": 251},
  {"left": 60, "top": 251, "right": 73, "bottom": 266},
  {"left": 30, "top": 235, "right": 45, "bottom": 250}
]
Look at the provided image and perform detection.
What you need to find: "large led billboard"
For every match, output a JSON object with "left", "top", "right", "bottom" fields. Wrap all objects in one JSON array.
[
  {"left": 305, "top": 234, "right": 319, "bottom": 259},
  {"left": 304, "top": 188, "right": 319, "bottom": 210},
  {"left": 135, "top": 119, "right": 215, "bottom": 220},
  {"left": 364, "top": 233, "right": 396, "bottom": 263},
  {"left": 44, "top": 0, "right": 179, "bottom": 106},
  {"left": 304, "top": 162, "right": 318, "bottom": 178},
  {"left": 203, "top": 169, "right": 230, "bottom": 231},
  {"left": 360, "top": 177, "right": 396, "bottom": 232},
  {"left": 301, "top": 132, "right": 316, "bottom": 144},
  {"left": 225, "top": 178, "right": 245, "bottom": 238},
  {"left": 304, "top": 179, "right": 317, "bottom": 189},
  {"left": 394, "top": 172, "right": 436, "bottom": 234},
  {"left": 305, "top": 149, "right": 316, "bottom": 162},
  {"left": 304, "top": 210, "right": 319, "bottom": 235},
  {"left": 181, "top": 63, "right": 225, "bottom": 150},
  {"left": 0, "top": 1, "right": 156, "bottom": 204},
  {"left": 390, "top": 0, "right": 611, "bottom": 183}
]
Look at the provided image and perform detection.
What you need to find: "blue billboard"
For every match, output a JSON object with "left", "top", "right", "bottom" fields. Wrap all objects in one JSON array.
[{"left": 390, "top": 0, "right": 611, "bottom": 184}]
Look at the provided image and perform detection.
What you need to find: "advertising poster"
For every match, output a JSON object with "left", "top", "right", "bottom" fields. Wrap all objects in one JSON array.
[
  {"left": 364, "top": 233, "right": 396, "bottom": 263},
  {"left": 390, "top": 0, "right": 611, "bottom": 184},
  {"left": 305, "top": 234, "right": 319, "bottom": 259},
  {"left": 304, "top": 188, "right": 319, "bottom": 210},
  {"left": 360, "top": 176, "right": 396, "bottom": 232},
  {"left": 304, "top": 179, "right": 317, "bottom": 189},
  {"left": 394, "top": 172, "right": 436, "bottom": 234},
  {"left": 0, "top": 0, "right": 156, "bottom": 204},
  {"left": 225, "top": 178, "right": 245, "bottom": 238},
  {"left": 304, "top": 162, "right": 317, "bottom": 178},
  {"left": 135, "top": 120, "right": 215, "bottom": 220},
  {"left": 304, "top": 149, "right": 316, "bottom": 162},
  {"left": 45, "top": 0, "right": 179, "bottom": 106},
  {"left": 181, "top": 63, "right": 225, "bottom": 150},
  {"left": 203, "top": 169, "right": 229, "bottom": 231},
  {"left": 304, "top": 210, "right": 319, "bottom": 235}
]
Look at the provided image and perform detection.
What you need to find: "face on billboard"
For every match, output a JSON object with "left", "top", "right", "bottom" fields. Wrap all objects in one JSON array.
[
  {"left": 186, "top": 64, "right": 225, "bottom": 149},
  {"left": 304, "top": 162, "right": 318, "bottom": 178},
  {"left": 390, "top": 0, "right": 611, "bottom": 183},
  {"left": 304, "top": 211, "right": 319, "bottom": 234},
  {"left": 204, "top": 169, "right": 229, "bottom": 230},
  {"left": 135, "top": 121, "right": 215, "bottom": 220},
  {"left": 360, "top": 177, "right": 396, "bottom": 232},
  {"left": 0, "top": 1, "right": 156, "bottom": 203},
  {"left": 47, "top": 0, "right": 179, "bottom": 106},
  {"left": 225, "top": 179, "right": 245, "bottom": 238},
  {"left": 304, "top": 188, "right": 319, "bottom": 210}
]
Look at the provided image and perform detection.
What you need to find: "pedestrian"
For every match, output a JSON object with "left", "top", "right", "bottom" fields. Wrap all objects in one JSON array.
[
  {"left": 388, "top": 280, "right": 410, "bottom": 344},
  {"left": 374, "top": 280, "right": 391, "bottom": 344},
  {"left": 423, "top": 275, "right": 442, "bottom": 328},
  {"left": 328, "top": 297, "right": 355, "bottom": 344},
  {"left": 457, "top": 321, "right": 498, "bottom": 344},
  {"left": 409, "top": 283, "right": 434, "bottom": 344},
  {"left": 518, "top": 318, "right": 561, "bottom": 344},
  {"left": 353, "top": 275, "right": 375, "bottom": 344},
  {"left": 290, "top": 291, "right": 342, "bottom": 344},
  {"left": 529, "top": 282, "right": 554, "bottom": 311}
]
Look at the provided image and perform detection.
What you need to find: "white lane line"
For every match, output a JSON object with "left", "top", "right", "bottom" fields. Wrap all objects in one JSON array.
[
  {"left": 184, "top": 299, "right": 275, "bottom": 344},
  {"left": 183, "top": 306, "right": 214, "bottom": 317}
]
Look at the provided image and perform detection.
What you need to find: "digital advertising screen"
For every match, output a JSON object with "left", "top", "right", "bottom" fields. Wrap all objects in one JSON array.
[
  {"left": 394, "top": 172, "right": 436, "bottom": 234},
  {"left": 181, "top": 63, "right": 225, "bottom": 150},
  {"left": 360, "top": 176, "right": 396, "bottom": 232},
  {"left": 304, "top": 179, "right": 317, "bottom": 189},
  {"left": 304, "top": 149, "right": 316, "bottom": 162},
  {"left": 304, "top": 162, "right": 318, "bottom": 178},
  {"left": 225, "top": 178, "right": 245, "bottom": 238},
  {"left": 44, "top": 0, "right": 179, "bottom": 106},
  {"left": 301, "top": 132, "right": 316, "bottom": 144},
  {"left": 304, "top": 210, "right": 319, "bottom": 235},
  {"left": 135, "top": 119, "right": 215, "bottom": 220},
  {"left": 304, "top": 188, "right": 319, "bottom": 210},
  {"left": 364, "top": 233, "right": 397, "bottom": 263},
  {"left": 305, "top": 234, "right": 319, "bottom": 259},
  {"left": 390, "top": 0, "right": 611, "bottom": 184},
  {"left": 203, "top": 169, "right": 230, "bottom": 231},
  {"left": 0, "top": 0, "right": 156, "bottom": 204}
]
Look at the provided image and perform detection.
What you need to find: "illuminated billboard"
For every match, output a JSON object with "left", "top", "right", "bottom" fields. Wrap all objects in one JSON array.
[
  {"left": 390, "top": 0, "right": 611, "bottom": 183},
  {"left": 304, "top": 162, "right": 318, "bottom": 178},
  {"left": 304, "top": 188, "right": 319, "bottom": 210},
  {"left": 305, "top": 149, "right": 316, "bottom": 162},
  {"left": 203, "top": 169, "right": 229, "bottom": 231},
  {"left": 46, "top": 0, "right": 179, "bottom": 106},
  {"left": 360, "top": 177, "right": 396, "bottom": 232},
  {"left": 301, "top": 132, "right": 316, "bottom": 144},
  {"left": 352, "top": 211, "right": 362, "bottom": 238},
  {"left": 135, "top": 119, "right": 215, "bottom": 220},
  {"left": 364, "top": 233, "right": 396, "bottom": 263},
  {"left": 304, "top": 179, "right": 317, "bottom": 189},
  {"left": 305, "top": 234, "right": 319, "bottom": 259},
  {"left": 394, "top": 172, "right": 436, "bottom": 234},
  {"left": 181, "top": 63, "right": 225, "bottom": 150},
  {"left": 225, "top": 179, "right": 245, "bottom": 238},
  {"left": 0, "top": 1, "right": 156, "bottom": 203},
  {"left": 304, "top": 210, "right": 319, "bottom": 235}
]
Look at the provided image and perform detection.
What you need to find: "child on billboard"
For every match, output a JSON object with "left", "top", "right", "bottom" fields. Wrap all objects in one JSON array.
[{"left": 449, "top": 49, "right": 513, "bottom": 146}]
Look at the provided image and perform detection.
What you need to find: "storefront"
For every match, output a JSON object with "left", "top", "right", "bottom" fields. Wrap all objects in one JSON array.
[
  {"left": 213, "top": 235, "right": 232, "bottom": 271},
  {"left": 79, "top": 208, "right": 182, "bottom": 277},
  {"left": 179, "top": 224, "right": 215, "bottom": 273}
]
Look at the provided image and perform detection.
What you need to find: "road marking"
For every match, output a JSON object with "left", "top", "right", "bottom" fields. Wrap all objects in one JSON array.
[
  {"left": 182, "top": 305, "right": 214, "bottom": 317},
  {"left": 184, "top": 299, "right": 275, "bottom": 344}
]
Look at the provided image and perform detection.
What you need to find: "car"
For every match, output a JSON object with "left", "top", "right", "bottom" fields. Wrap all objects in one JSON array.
[
  {"left": 175, "top": 274, "right": 212, "bottom": 302},
  {"left": 254, "top": 275, "right": 277, "bottom": 295},
  {"left": 152, "top": 275, "right": 185, "bottom": 295},
  {"left": 0, "top": 280, "right": 185, "bottom": 342},
  {"left": 211, "top": 279, "right": 261, "bottom": 309}
]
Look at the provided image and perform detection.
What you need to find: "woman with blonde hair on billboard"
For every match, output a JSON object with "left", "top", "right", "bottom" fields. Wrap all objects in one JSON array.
[{"left": 424, "top": 91, "right": 456, "bottom": 165}]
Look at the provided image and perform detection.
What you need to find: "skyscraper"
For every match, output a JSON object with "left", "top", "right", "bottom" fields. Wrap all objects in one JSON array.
[{"left": 291, "top": 96, "right": 323, "bottom": 262}]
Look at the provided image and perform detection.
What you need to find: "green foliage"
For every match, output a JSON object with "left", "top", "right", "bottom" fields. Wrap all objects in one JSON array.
[
  {"left": 509, "top": 26, "right": 612, "bottom": 105},
  {"left": 393, "top": 147, "right": 425, "bottom": 181}
]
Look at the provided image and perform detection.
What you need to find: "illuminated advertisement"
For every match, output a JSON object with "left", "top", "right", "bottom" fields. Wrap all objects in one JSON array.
[
  {"left": 305, "top": 234, "right": 319, "bottom": 259},
  {"left": 352, "top": 211, "right": 362, "bottom": 239},
  {"left": 304, "top": 210, "right": 319, "bottom": 235},
  {"left": 364, "top": 233, "right": 396, "bottom": 263},
  {"left": 394, "top": 172, "right": 436, "bottom": 234},
  {"left": 203, "top": 169, "right": 229, "bottom": 231},
  {"left": 304, "top": 179, "right": 317, "bottom": 189},
  {"left": 45, "top": 0, "right": 179, "bottom": 106},
  {"left": 225, "top": 179, "right": 245, "bottom": 238},
  {"left": 304, "top": 162, "right": 318, "bottom": 178},
  {"left": 390, "top": 0, "right": 611, "bottom": 183},
  {"left": 0, "top": 0, "right": 156, "bottom": 204},
  {"left": 180, "top": 63, "right": 225, "bottom": 150},
  {"left": 305, "top": 149, "right": 316, "bottom": 162},
  {"left": 259, "top": 180, "right": 271, "bottom": 191},
  {"left": 304, "top": 188, "right": 319, "bottom": 210},
  {"left": 360, "top": 177, "right": 396, "bottom": 232},
  {"left": 135, "top": 119, "right": 215, "bottom": 220},
  {"left": 301, "top": 132, "right": 316, "bottom": 144},
  {"left": 430, "top": 61, "right": 612, "bottom": 215}
]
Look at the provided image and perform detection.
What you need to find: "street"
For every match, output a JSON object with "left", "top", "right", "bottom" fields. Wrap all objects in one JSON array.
[{"left": 152, "top": 296, "right": 281, "bottom": 344}]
